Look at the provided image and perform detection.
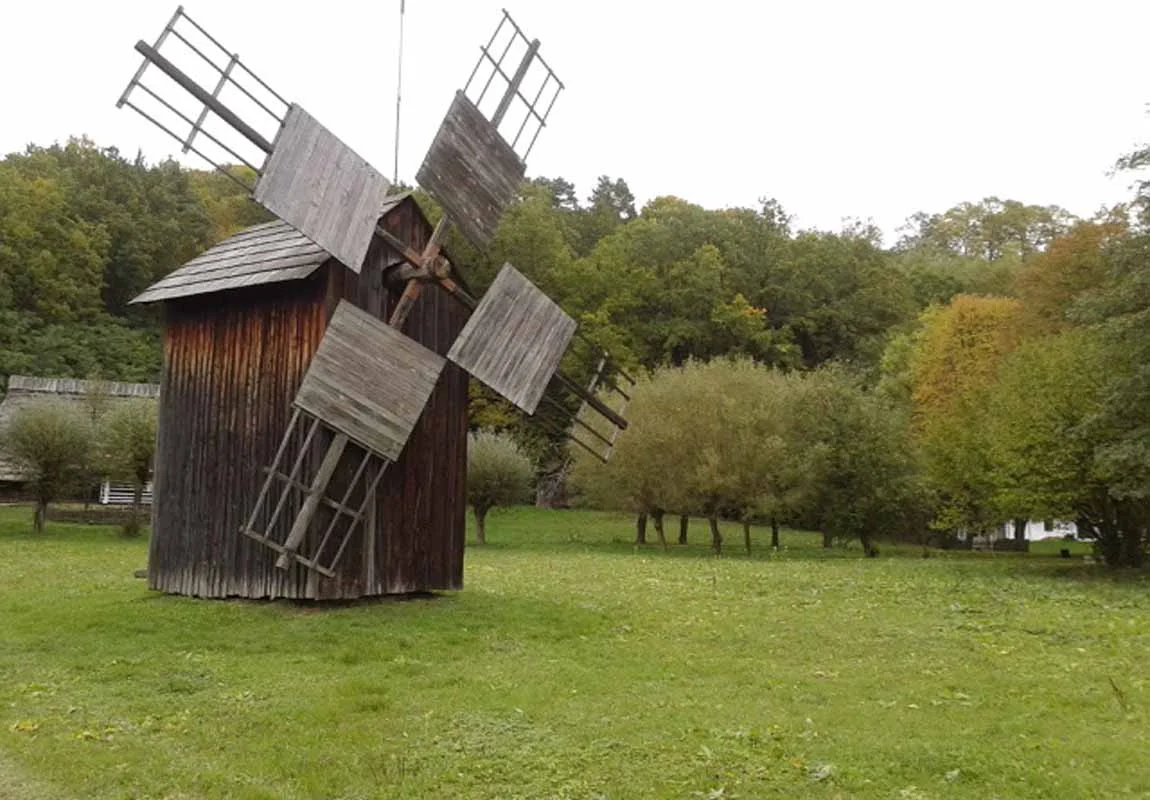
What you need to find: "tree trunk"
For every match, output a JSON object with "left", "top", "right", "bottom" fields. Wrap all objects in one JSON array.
[
  {"left": 473, "top": 505, "right": 488, "bottom": 545},
  {"left": 652, "top": 510, "right": 667, "bottom": 549},
  {"left": 1118, "top": 499, "right": 1145, "bottom": 568},
  {"left": 535, "top": 463, "right": 569, "bottom": 508},
  {"left": 770, "top": 517, "right": 780, "bottom": 550},
  {"left": 124, "top": 482, "right": 145, "bottom": 537},
  {"left": 1013, "top": 517, "right": 1026, "bottom": 542},
  {"left": 822, "top": 529, "right": 833, "bottom": 549},
  {"left": 678, "top": 514, "right": 689, "bottom": 545},
  {"left": 635, "top": 511, "right": 648, "bottom": 545},
  {"left": 33, "top": 500, "right": 46, "bottom": 533},
  {"left": 743, "top": 519, "right": 752, "bottom": 555},
  {"left": 708, "top": 515, "right": 723, "bottom": 555},
  {"left": 861, "top": 534, "right": 878, "bottom": 557}
]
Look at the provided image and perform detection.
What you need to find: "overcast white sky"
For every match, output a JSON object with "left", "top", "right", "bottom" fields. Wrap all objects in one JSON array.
[{"left": 3, "top": 0, "right": 1150, "bottom": 244}]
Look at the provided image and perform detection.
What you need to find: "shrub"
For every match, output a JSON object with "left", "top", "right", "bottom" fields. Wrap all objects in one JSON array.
[
  {"left": 467, "top": 431, "right": 534, "bottom": 544},
  {"left": 1, "top": 402, "right": 94, "bottom": 532}
]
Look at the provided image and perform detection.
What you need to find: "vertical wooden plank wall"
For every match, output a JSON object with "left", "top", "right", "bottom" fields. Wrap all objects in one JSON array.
[
  {"left": 148, "top": 277, "right": 327, "bottom": 598},
  {"left": 148, "top": 197, "right": 468, "bottom": 599},
  {"left": 333, "top": 198, "right": 469, "bottom": 594}
]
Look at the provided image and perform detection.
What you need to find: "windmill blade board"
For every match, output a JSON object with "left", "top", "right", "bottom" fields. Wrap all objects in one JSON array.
[
  {"left": 447, "top": 264, "right": 576, "bottom": 415},
  {"left": 416, "top": 91, "right": 526, "bottom": 249},
  {"left": 294, "top": 301, "right": 445, "bottom": 462},
  {"left": 254, "top": 105, "right": 392, "bottom": 273}
]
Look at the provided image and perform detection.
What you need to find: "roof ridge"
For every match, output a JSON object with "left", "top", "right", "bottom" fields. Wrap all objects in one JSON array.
[{"left": 6, "top": 375, "right": 160, "bottom": 397}]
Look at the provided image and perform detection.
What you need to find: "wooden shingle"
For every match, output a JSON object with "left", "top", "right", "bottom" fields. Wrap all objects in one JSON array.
[{"left": 130, "top": 220, "right": 328, "bottom": 304}]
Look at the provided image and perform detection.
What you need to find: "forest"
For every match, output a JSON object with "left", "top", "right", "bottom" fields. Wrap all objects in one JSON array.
[{"left": 2, "top": 135, "right": 1150, "bottom": 566}]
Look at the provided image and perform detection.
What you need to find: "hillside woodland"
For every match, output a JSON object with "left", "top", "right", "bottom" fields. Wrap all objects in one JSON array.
[{"left": 3, "top": 136, "right": 1150, "bottom": 565}]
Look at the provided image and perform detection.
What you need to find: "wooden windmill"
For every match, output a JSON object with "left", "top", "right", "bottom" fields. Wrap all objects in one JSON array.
[{"left": 117, "top": 6, "right": 633, "bottom": 588}]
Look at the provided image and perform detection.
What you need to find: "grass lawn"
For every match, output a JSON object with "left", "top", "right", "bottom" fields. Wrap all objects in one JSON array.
[{"left": 1, "top": 504, "right": 1147, "bottom": 799}]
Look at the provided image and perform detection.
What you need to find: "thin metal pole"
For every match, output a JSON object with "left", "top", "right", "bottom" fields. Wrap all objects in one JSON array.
[{"left": 393, "top": 0, "right": 405, "bottom": 185}]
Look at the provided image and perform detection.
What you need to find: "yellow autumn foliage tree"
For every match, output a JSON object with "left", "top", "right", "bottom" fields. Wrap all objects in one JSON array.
[{"left": 909, "top": 294, "right": 1023, "bottom": 533}]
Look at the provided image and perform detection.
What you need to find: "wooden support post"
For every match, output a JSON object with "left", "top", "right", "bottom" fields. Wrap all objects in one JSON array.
[{"left": 275, "top": 433, "right": 348, "bottom": 570}]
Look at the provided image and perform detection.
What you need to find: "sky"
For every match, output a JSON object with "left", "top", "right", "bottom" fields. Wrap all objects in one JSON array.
[{"left": 4, "top": 0, "right": 1150, "bottom": 245}]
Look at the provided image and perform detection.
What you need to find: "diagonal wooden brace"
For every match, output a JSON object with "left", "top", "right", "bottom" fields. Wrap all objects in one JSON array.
[{"left": 275, "top": 432, "right": 349, "bottom": 570}]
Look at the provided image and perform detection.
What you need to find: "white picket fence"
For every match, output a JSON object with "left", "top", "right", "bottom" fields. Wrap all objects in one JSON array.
[{"left": 99, "top": 480, "right": 154, "bottom": 506}]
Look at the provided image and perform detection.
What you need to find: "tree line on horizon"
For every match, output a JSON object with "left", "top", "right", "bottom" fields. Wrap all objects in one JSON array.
[{"left": 2, "top": 133, "right": 1150, "bottom": 564}]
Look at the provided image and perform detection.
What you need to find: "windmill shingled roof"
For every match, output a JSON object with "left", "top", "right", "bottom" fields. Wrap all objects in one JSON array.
[
  {"left": 130, "top": 194, "right": 415, "bottom": 305},
  {"left": 129, "top": 219, "right": 329, "bottom": 304}
]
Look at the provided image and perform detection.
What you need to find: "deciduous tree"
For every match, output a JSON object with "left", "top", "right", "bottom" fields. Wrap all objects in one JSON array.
[
  {"left": 1, "top": 403, "right": 94, "bottom": 532},
  {"left": 99, "top": 399, "right": 158, "bottom": 537},
  {"left": 466, "top": 431, "right": 535, "bottom": 545}
]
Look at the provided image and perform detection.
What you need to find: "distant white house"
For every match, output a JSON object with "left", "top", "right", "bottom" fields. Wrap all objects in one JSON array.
[
  {"left": 999, "top": 519, "right": 1080, "bottom": 541},
  {"left": 954, "top": 518, "right": 1082, "bottom": 550},
  {"left": 0, "top": 374, "right": 159, "bottom": 505}
]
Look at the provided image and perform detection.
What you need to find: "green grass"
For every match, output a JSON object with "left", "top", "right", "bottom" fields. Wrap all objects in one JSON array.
[{"left": 1, "top": 504, "right": 1147, "bottom": 799}]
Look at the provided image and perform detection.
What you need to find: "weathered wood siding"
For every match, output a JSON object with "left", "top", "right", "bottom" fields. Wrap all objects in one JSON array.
[
  {"left": 254, "top": 104, "right": 392, "bottom": 272},
  {"left": 447, "top": 263, "right": 575, "bottom": 414},
  {"left": 416, "top": 91, "right": 526, "bottom": 249},
  {"left": 149, "top": 276, "right": 329, "bottom": 598},
  {"left": 294, "top": 302, "right": 446, "bottom": 462},
  {"left": 329, "top": 198, "right": 470, "bottom": 593},
  {"left": 147, "top": 197, "right": 468, "bottom": 599}
]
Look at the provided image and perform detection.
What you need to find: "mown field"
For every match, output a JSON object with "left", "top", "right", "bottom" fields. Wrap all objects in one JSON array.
[{"left": 0, "top": 504, "right": 1146, "bottom": 799}]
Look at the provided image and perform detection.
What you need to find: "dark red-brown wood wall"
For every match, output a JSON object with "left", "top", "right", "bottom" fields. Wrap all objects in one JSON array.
[{"left": 147, "top": 199, "right": 469, "bottom": 599}]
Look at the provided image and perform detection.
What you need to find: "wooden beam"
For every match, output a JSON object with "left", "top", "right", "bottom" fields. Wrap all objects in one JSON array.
[
  {"left": 239, "top": 407, "right": 301, "bottom": 539},
  {"left": 275, "top": 433, "right": 349, "bottom": 570},
  {"left": 261, "top": 466, "right": 363, "bottom": 522},
  {"left": 387, "top": 215, "right": 451, "bottom": 329},
  {"left": 133, "top": 41, "right": 274, "bottom": 154},
  {"left": 492, "top": 39, "right": 540, "bottom": 127},
  {"left": 260, "top": 415, "right": 320, "bottom": 538},
  {"left": 311, "top": 449, "right": 373, "bottom": 565},
  {"left": 325, "top": 459, "right": 390, "bottom": 571}
]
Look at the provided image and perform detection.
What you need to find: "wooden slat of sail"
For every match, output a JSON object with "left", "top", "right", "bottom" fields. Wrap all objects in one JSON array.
[
  {"left": 447, "top": 263, "right": 576, "bottom": 414},
  {"left": 416, "top": 91, "right": 525, "bottom": 249},
  {"left": 254, "top": 104, "right": 392, "bottom": 273},
  {"left": 293, "top": 301, "right": 445, "bottom": 462}
]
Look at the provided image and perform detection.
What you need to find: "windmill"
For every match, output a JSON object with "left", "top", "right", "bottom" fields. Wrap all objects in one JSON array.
[{"left": 117, "top": 6, "right": 634, "bottom": 581}]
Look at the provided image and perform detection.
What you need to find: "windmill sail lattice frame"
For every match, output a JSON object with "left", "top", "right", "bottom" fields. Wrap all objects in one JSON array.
[{"left": 118, "top": 5, "right": 634, "bottom": 578}]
